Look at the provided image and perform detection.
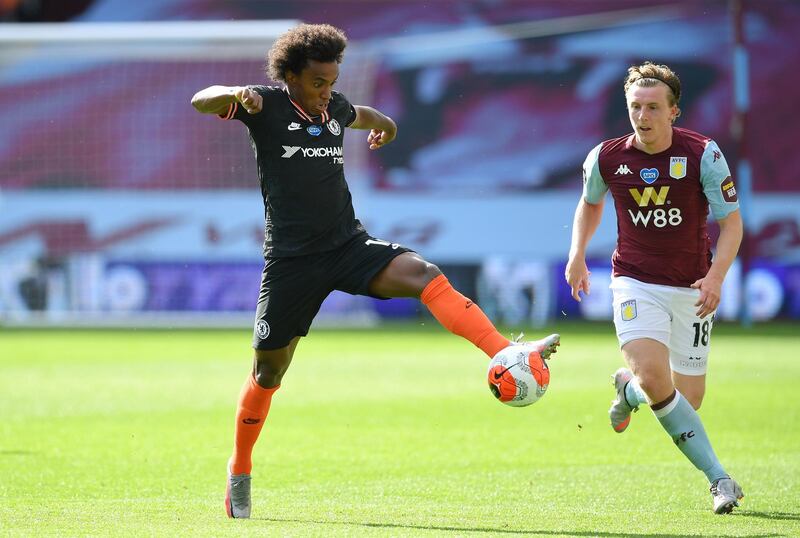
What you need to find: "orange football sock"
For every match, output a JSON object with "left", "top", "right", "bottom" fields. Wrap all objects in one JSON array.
[
  {"left": 230, "top": 374, "right": 279, "bottom": 475},
  {"left": 421, "top": 274, "right": 510, "bottom": 358}
]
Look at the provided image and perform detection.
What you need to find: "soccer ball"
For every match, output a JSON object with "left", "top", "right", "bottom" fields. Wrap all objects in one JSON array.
[{"left": 487, "top": 344, "right": 550, "bottom": 407}]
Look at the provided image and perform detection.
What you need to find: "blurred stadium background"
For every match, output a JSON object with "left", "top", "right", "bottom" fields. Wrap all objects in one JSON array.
[{"left": 1, "top": 0, "right": 799, "bottom": 329}]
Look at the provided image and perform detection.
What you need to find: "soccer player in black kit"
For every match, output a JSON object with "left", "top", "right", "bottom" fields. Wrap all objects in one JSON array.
[{"left": 191, "top": 24, "right": 559, "bottom": 519}]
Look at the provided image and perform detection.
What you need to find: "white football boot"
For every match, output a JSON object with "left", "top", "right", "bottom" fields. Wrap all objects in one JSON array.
[
  {"left": 710, "top": 477, "right": 744, "bottom": 514},
  {"left": 225, "top": 462, "right": 252, "bottom": 519},
  {"left": 609, "top": 367, "right": 638, "bottom": 433},
  {"left": 513, "top": 332, "right": 561, "bottom": 360}
]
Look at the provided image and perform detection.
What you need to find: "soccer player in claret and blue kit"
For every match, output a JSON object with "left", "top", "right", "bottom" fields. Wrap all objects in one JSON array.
[
  {"left": 191, "top": 24, "right": 560, "bottom": 519},
  {"left": 565, "top": 61, "right": 744, "bottom": 514}
]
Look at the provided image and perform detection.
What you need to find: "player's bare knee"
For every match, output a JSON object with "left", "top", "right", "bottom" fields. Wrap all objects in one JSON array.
[
  {"left": 253, "top": 364, "right": 284, "bottom": 388},
  {"left": 253, "top": 352, "right": 291, "bottom": 388},
  {"left": 632, "top": 372, "right": 655, "bottom": 393},
  {"left": 636, "top": 374, "right": 673, "bottom": 404},
  {"left": 407, "top": 256, "right": 441, "bottom": 288},
  {"left": 424, "top": 262, "right": 442, "bottom": 281}
]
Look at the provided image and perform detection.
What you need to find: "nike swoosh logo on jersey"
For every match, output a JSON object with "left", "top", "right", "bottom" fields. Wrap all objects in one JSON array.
[{"left": 287, "top": 122, "right": 302, "bottom": 131}]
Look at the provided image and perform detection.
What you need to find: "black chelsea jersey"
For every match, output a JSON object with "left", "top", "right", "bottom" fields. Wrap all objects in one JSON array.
[{"left": 221, "top": 86, "right": 364, "bottom": 257}]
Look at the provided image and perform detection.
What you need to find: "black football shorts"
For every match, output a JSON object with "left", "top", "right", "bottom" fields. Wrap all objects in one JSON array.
[{"left": 252, "top": 232, "right": 413, "bottom": 350}]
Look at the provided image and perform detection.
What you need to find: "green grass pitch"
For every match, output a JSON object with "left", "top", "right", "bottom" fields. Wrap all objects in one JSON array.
[{"left": 1, "top": 322, "right": 798, "bottom": 537}]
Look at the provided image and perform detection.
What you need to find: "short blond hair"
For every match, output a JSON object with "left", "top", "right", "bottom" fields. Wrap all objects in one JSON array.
[{"left": 624, "top": 61, "right": 681, "bottom": 107}]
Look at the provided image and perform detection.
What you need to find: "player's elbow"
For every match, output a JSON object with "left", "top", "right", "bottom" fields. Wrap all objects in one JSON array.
[
  {"left": 718, "top": 210, "right": 743, "bottom": 236},
  {"left": 190, "top": 92, "right": 204, "bottom": 112},
  {"left": 190, "top": 87, "right": 218, "bottom": 112}
]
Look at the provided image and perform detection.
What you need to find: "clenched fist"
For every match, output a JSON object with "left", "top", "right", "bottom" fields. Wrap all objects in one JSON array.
[
  {"left": 235, "top": 87, "right": 262, "bottom": 114},
  {"left": 366, "top": 126, "right": 396, "bottom": 150}
]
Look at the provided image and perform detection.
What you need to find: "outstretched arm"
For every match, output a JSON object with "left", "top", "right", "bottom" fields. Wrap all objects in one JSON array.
[
  {"left": 691, "top": 209, "right": 743, "bottom": 318},
  {"left": 565, "top": 197, "right": 605, "bottom": 302},
  {"left": 190, "top": 85, "right": 262, "bottom": 115},
  {"left": 350, "top": 105, "right": 396, "bottom": 149}
]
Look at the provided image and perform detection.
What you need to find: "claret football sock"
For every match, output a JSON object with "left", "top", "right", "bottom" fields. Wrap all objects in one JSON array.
[
  {"left": 624, "top": 376, "right": 648, "bottom": 407},
  {"left": 652, "top": 390, "right": 728, "bottom": 483},
  {"left": 421, "top": 274, "right": 510, "bottom": 358},
  {"left": 230, "top": 373, "right": 279, "bottom": 475}
]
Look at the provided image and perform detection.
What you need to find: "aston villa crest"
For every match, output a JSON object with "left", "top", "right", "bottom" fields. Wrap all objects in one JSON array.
[
  {"left": 621, "top": 300, "right": 637, "bottom": 321},
  {"left": 669, "top": 156, "right": 687, "bottom": 179}
]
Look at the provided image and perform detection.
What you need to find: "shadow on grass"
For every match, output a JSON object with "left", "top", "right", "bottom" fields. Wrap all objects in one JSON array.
[
  {"left": 735, "top": 510, "right": 800, "bottom": 521},
  {"left": 254, "top": 517, "right": 784, "bottom": 537}
]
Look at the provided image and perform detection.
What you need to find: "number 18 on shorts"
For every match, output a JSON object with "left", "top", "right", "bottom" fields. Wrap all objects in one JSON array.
[{"left": 611, "top": 276, "right": 713, "bottom": 376}]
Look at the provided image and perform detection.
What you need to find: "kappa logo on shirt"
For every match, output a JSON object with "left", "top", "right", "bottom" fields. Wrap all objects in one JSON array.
[
  {"left": 615, "top": 164, "right": 633, "bottom": 175},
  {"left": 287, "top": 122, "right": 302, "bottom": 131}
]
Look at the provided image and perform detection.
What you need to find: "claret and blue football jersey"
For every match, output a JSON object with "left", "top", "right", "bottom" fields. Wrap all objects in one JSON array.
[{"left": 582, "top": 127, "right": 739, "bottom": 287}]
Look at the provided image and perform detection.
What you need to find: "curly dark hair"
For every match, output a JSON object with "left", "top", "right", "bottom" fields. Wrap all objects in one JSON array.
[{"left": 267, "top": 24, "right": 347, "bottom": 82}]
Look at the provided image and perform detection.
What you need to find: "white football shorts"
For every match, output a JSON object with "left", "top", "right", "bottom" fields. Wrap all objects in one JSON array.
[{"left": 610, "top": 276, "right": 714, "bottom": 376}]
